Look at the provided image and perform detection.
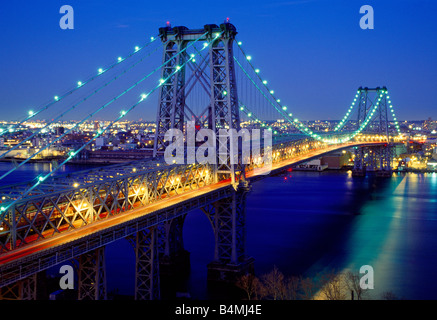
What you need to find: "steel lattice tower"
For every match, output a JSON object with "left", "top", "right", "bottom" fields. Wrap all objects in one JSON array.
[
  {"left": 153, "top": 26, "right": 187, "bottom": 158},
  {"left": 353, "top": 86, "right": 393, "bottom": 176},
  {"left": 153, "top": 23, "right": 244, "bottom": 185}
]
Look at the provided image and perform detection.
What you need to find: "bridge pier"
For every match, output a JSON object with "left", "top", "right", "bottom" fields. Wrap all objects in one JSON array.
[
  {"left": 133, "top": 227, "right": 160, "bottom": 300},
  {"left": 376, "top": 144, "right": 393, "bottom": 177},
  {"left": 352, "top": 147, "right": 366, "bottom": 177},
  {"left": 203, "top": 182, "right": 254, "bottom": 283},
  {"left": 158, "top": 214, "right": 190, "bottom": 277},
  {"left": 353, "top": 145, "right": 393, "bottom": 177},
  {"left": 78, "top": 247, "right": 107, "bottom": 300}
]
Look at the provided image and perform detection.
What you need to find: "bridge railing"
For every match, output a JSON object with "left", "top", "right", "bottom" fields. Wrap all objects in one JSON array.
[
  {"left": 0, "top": 160, "right": 214, "bottom": 253},
  {"left": 244, "top": 133, "right": 405, "bottom": 175},
  {"left": 244, "top": 137, "right": 325, "bottom": 173}
]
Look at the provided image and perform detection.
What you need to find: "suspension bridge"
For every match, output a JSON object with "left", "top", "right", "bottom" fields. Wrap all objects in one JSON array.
[{"left": 0, "top": 22, "right": 405, "bottom": 300}]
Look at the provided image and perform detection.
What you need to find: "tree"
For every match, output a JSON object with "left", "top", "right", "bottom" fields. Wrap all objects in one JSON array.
[
  {"left": 284, "top": 275, "right": 300, "bottom": 300},
  {"left": 344, "top": 270, "right": 370, "bottom": 300},
  {"left": 318, "top": 270, "right": 347, "bottom": 300},
  {"left": 260, "top": 266, "right": 286, "bottom": 300},
  {"left": 299, "top": 276, "right": 317, "bottom": 300},
  {"left": 236, "top": 273, "right": 262, "bottom": 300}
]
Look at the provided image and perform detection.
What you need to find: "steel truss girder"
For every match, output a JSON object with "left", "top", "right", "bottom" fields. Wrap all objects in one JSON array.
[
  {"left": 78, "top": 247, "right": 106, "bottom": 300},
  {"left": 0, "top": 158, "right": 170, "bottom": 199},
  {"left": 0, "top": 273, "right": 37, "bottom": 300},
  {"left": 134, "top": 227, "right": 160, "bottom": 300},
  {"left": 0, "top": 185, "right": 233, "bottom": 289},
  {"left": 244, "top": 137, "right": 326, "bottom": 173},
  {"left": 0, "top": 162, "right": 214, "bottom": 253}
]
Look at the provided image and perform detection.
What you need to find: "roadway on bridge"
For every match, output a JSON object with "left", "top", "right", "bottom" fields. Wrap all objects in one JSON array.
[{"left": 0, "top": 141, "right": 383, "bottom": 266}]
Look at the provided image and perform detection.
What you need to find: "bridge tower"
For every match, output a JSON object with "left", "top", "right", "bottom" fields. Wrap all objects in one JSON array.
[
  {"left": 153, "top": 22, "right": 252, "bottom": 283},
  {"left": 153, "top": 22, "right": 245, "bottom": 186},
  {"left": 353, "top": 87, "right": 393, "bottom": 177}
]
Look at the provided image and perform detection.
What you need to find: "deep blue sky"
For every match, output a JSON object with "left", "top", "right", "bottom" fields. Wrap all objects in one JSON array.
[{"left": 0, "top": 0, "right": 436, "bottom": 121}]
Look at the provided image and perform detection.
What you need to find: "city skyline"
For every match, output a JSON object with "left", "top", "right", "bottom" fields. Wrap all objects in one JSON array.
[{"left": 0, "top": 0, "right": 436, "bottom": 122}]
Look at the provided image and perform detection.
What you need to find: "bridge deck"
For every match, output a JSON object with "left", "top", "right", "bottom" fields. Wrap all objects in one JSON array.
[{"left": 0, "top": 140, "right": 386, "bottom": 270}]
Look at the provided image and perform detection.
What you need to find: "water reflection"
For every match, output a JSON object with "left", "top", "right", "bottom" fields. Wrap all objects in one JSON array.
[{"left": 241, "top": 171, "right": 437, "bottom": 299}]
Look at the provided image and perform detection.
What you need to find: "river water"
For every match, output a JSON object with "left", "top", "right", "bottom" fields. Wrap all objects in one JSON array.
[{"left": 1, "top": 162, "right": 436, "bottom": 300}]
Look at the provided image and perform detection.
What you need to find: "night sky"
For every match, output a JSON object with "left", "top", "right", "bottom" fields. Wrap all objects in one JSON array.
[{"left": 0, "top": 0, "right": 436, "bottom": 121}]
